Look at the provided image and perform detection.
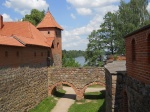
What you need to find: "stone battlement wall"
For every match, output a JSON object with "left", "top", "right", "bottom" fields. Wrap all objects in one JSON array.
[{"left": 0, "top": 64, "right": 48, "bottom": 112}]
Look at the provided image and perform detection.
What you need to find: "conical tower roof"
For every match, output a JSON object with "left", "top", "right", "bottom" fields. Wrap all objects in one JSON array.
[{"left": 37, "top": 11, "right": 63, "bottom": 30}]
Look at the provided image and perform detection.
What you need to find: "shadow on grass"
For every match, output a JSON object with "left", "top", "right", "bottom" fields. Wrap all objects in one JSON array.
[
  {"left": 53, "top": 88, "right": 66, "bottom": 98},
  {"left": 98, "top": 100, "right": 106, "bottom": 112},
  {"left": 84, "top": 90, "right": 105, "bottom": 100}
]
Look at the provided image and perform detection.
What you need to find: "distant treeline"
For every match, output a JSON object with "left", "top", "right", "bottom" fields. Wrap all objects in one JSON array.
[{"left": 62, "top": 50, "right": 85, "bottom": 58}]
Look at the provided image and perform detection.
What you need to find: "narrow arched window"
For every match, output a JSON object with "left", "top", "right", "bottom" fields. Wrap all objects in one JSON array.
[
  {"left": 132, "top": 39, "right": 136, "bottom": 62},
  {"left": 5, "top": 51, "right": 8, "bottom": 57},
  {"left": 34, "top": 52, "right": 36, "bottom": 57},
  {"left": 48, "top": 31, "right": 50, "bottom": 34},
  {"left": 16, "top": 51, "right": 19, "bottom": 57},
  {"left": 123, "top": 91, "right": 128, "bottom": 112},
  {"left": 57, "top": 42, "right": 59, "bottom": 48}
]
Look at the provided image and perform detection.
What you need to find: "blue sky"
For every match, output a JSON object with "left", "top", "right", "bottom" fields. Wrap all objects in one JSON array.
[{"left": 0, "top": 0, "right": 150, "bottom": 51}]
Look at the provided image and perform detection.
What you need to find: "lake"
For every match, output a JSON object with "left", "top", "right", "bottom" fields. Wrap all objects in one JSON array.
[{"left": 75, "top": 56, "right": 86, "bottom": 66}]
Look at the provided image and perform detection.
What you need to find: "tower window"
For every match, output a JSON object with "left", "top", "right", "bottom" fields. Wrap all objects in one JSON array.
[
  {"left": 57, "top": 42, "right": 60, "bottom": 48},
  {"left": 48, "top": 31, "right": 50, "bottom": 34},
  {"left": 132, "top": 39, "right": 136, "bottom": 62}
]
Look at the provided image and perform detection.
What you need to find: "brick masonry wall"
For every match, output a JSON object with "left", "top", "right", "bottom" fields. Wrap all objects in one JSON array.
[
  {"left": 126, "top": 76, "right": 150, "bottom": 112},
  {"left": 125, "top": 29, "right": 150, "bottom": 84},
  {"left": 48, "top": 67, "right": 105, "bottom": 100},
  {"left": 0, "top": 45, "right": 50, "bottom": 67},
  {"left": 0, "top": 64, "right": 48, "bottom": 112},
  {"left": 38, "top": 27, "right": 62, "bottom": 67}
]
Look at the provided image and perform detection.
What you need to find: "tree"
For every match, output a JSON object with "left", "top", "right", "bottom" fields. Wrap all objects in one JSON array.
[
  {"left": 62, "top": 54, "right": 80, "bottom": 67},
  {"left": 100, "top": 12, "right": 118, "bottom": 54},
  {"left": 85, "top": 30, "right": 105, "bottom": 66},
  {"left": 22, "top": 9, "right": 45, "bottom": 26}
]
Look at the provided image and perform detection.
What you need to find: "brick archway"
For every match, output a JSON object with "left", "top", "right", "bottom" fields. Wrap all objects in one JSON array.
[
  {"left": 48, "top": 81, "right": 77, "bottom": 96},
  {"left": 82, "top": 81, "right": 105, "bottom": 93},
  {"left": 48, "top": 67, "right": 105, "bottom": 100}
]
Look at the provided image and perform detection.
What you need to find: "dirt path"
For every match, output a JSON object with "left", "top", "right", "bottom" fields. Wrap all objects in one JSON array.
[{"left": 51, "top": 87, "right": 105, "bottom": 112}]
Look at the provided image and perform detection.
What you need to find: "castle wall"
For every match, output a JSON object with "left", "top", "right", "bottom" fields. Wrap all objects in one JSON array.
[
  {"left": 0, "top": 64, "right": 48, "bottom": 112},
  {"left": 0, "top": 45, "right": 50, "bottom": 67},
  {"left": 125, "top": 27, "right": 150, "bottom": 112},
  {"left": 125, "top": 28, "right": 150, "bottom": 84},
  {"left": 126, "top": 76, "right": 150, "bottom": 112},
  {"left": 48, "top": 67, "right": 105, "bottom": 100}
]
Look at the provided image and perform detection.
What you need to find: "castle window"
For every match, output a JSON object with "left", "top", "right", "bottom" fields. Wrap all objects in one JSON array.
[
  {"left": 132, "top": 39, "right": 136, "bottom": 62},
  {"left": 57, "top": 42, "right": 60, "bottom": 48},
  {"left": 5, "top": 51, "right": 8, "bottom": 57},
  {"left": 52, "top": 43, "right": 54, "bottom": 48},
  {"left": 16, "top": 51, "right": 19, "bottom": 57},
  {"left": 34, "top": 52, "right": 36, "bottom": 57},
  {"left": 41, "top": 52, "right": 43, "bottom": 57},
  {"left": 48, "top": 31, "right": 50, "bottom": 34}
]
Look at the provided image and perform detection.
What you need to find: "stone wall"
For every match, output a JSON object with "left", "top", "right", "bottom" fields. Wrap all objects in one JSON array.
[
  {"left": 48, "top": 67, "right": 105, "bottom": 100},
  {"left": 0, "top": 64, "right": 48, "bottom": 112},
  {"left": 105, "top": 61, "right": 126, "bottom": 112},
  {"left": 126, "top": 76, "right": 150, "bottom": 112}
]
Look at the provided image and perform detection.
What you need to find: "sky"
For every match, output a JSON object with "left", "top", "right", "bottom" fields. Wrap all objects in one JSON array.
[{"left": 0, "top": 0, "right": 150, "bottom": 51}]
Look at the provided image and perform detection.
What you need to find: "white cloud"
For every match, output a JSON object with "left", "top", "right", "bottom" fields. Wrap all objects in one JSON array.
[
  {"left": 66, "top": 0, "right": 119, "bottom": 8},
  {"left": 76, "top": 8, "right": 92, "bottom": 16},
  {"left": 62, "top": 14, "right": 104, "bottom": 50},
  {"left": 2, "top": 13, "right": 13, "bottom": 21},
  {"left": 70, "top": 13, "right": 76, "bottom": 19},
  {"left": 4, "top": 0, "right": 49, "bottom": 15},
  {"left": 63, "top": 0, "right": 120, "bottom": 50}
]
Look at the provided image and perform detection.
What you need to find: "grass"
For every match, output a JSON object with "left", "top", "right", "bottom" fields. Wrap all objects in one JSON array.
[
  {"left": 29, "top": 96, "right": 57, "bottom": 112},
  {"left": 53, "top": 88, "right": 66, "bottom": 98},
  {"left": 29, "top": 88, "right": 66, "bottom": 112},
  {"left": 88, "top": 84, "right": 104, "bottom": 88},
  {"left": 68, "top": 91, "right": 105, "bottom": 112}
]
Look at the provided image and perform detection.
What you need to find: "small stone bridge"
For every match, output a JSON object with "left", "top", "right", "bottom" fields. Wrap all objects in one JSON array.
[{"left": 48, "top": 67, "right": 105, "bottom": 100}]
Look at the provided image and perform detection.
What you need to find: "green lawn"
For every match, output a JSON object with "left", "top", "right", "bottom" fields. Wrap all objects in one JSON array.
[
  {"left": 29, "top": 97, "right": 57, "bottom": 112},
  {"left": 88, "top": 84, "right": 104, "bottom": 88},
  {"left": 68, "top": 91, "right": 105, "bottom": 112},
  {"left": 29, "top": 88, "right": 66, "bottom": 112}
]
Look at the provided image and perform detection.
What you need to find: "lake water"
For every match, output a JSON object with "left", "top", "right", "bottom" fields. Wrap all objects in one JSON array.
[{"left": 75, "top": 56, "right": 86, "bottom": 66}]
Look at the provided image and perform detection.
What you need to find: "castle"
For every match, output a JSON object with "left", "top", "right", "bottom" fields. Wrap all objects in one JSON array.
[
  {"left": 0, "top": 10, "right": 150, "bottom": 112},
  {"left": 0, "top": 11, "right": 63, "bottom": 67}
]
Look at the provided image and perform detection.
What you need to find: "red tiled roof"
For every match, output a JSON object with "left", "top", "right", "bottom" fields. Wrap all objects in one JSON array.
[
  {"left": 0, "top": 35, "right": 25, "bottom": 47},
  {"left": 0, "top": 21, "right": 50, "bottom": 47},
  {"left": 37, "top": 11, "right": 63, "bottom": 30},
  {"left": 46, "top": 37, "right": 54, "bottom": 46}
]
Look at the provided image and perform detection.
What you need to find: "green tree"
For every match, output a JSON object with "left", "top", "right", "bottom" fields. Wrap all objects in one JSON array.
[
  {"left": 22, "top": 9, "right": 45, "bottom": 26},
  {"left": 62, "top": 54, "right": 80, "bottom": 67},
  {"left": 85, "top": 30, "right": 105, "bottom": 66}
]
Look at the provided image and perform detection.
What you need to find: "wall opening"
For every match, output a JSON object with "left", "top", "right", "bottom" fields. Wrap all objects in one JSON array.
[
  {"left": 57, "top": 42, "right": 59, "bottom": 48},
  {"left": 50, "top": 82, "right": 76, "bottom": 100},
  {"left": 5, "top": 51, "right": 8, "bottom": 57},
  {"left": 16, "top": 51, "right": 19, "bottom": 57},
  {"left": 84, "top": 82, "right": 106, "bottom": 100},
  {"left": 131, "top": 39, "right": 136, "bottom": 62},
  {"left": 123, "top": 91, "right": 128, "bottom": 112}
]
